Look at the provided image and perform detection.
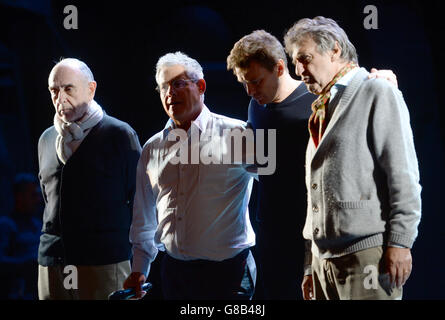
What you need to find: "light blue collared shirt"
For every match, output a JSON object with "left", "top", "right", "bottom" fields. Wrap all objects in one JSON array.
[{"left": 326, "top": 67, "right": 361, "bottom": 121}]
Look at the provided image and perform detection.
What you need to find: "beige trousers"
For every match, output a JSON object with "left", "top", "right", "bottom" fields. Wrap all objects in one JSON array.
[
  {"left": 312, "top": 246, "right": 403, "bottom": 300},
  {"left": 38, "top": 260, "right": 131, "bottom": 300}
]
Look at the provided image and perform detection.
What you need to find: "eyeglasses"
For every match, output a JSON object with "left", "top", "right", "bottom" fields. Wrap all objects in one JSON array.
[{"left": 156, "top": 79, "right": 197, "bottom": 94}]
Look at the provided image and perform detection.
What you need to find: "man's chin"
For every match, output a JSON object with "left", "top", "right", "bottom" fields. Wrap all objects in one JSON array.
[
  {"left": 254, "top": 97, "right": 267, "bottom": 105},
  {"left": 168, "top": 103, "right": 186, "bottom": 115},
  {"left": 60, "top": 115, "right": 72, "bottom": 123},
  {"left": 306, "top": 83, "right": 322, "bottom": 95},
  {"left": 59, "top": 113, "right": 79, "bottom": 123},
  {"left": 168, "top": 109, "right": 184, "bottom": 122}
]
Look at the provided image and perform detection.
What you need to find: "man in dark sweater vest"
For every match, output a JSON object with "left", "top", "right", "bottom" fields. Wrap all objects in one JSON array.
[
  {"left": 227, "top": 30, "right": 398, "bottom": 300},
  {"left": 37, "top": 58, "right": 141, "bottom": 299}
]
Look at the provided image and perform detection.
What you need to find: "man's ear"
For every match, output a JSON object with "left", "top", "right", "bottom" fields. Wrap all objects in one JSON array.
[
  {"left": 276, "top": 59, "right": 286, "bottom": 77},
  {"left": 331, "top": 41, "right": 342, "bottom": 61},
  {"left": 88, "top": 81, "right": 97, "bottom": 99},
  {"left": 196, "top": 79, "right": 206, "bottom": 94}
]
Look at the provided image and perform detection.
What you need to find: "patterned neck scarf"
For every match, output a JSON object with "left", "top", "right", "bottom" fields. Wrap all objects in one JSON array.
[
  {"left": 54, "top": 100, "right": 104, "bottom": 164},
  {"left": 308, "top": 62, "right": 358, "bottom": 148}
]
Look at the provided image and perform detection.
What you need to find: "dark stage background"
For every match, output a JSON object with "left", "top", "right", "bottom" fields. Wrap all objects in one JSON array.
[{"left": 0, "top": 0, "right": 444, "bottom": 300}]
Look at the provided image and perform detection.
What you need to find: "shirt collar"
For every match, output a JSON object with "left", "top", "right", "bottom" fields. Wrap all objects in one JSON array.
[
  {"left": 162, "top": 104, "right": 210, "bottom": 139},
  {"left": 329, "top": 67, "right": 360, "bottom": 102},
  {"left": 191, "top": 104, "right": 210, "bottom": 133},
  {"left": 332, "top": 66, "right": 360, "bottom": 89}
]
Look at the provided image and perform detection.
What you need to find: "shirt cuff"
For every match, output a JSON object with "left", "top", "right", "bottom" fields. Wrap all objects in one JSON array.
[
  {"left": 131, "top": 246, "right": 152, "bottom": 277},
  {"left": 303, "top": 265, "right": 312, "bottom": 276},
  {"left": 387, "top": 242, "right": 408, "bottom": 249}
]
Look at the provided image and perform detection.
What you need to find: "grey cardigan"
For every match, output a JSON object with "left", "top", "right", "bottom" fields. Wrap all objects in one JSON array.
[{"left": 303, "top": 68, "right": 421, "bottom": 274}]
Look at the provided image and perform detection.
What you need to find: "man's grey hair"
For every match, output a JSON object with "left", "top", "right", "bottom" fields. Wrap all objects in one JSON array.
[
  {"left": 284, "top": 16, "right": 358, "bottom": 64},
  {"left": 155, "top": 51, "right": 204, "bottom": 85},
  {"left": 54, "top": 58, "right": 95, "bottom": 82}
]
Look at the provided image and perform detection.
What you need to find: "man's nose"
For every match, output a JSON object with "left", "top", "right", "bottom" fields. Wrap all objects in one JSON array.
[
  {"left": 166, "top": 83, "right": 176, "bottom": 96},
  {"left": 245, "top": 83, "right": 255, "bottom": 96},
  {"left": 295, "top": 62, "right": 304, "bottom": 77},
  {"left": 56, "top": 91, "right": 66, "bottom": 104}
]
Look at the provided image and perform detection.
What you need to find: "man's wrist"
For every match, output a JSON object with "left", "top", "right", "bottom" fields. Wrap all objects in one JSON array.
[{"left": 387, "top": 242, "right": 408, "bottom": 249}]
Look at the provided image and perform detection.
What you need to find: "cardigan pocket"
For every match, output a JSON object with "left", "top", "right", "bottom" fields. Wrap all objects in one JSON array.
[
  {"left": 336, "top": 200, "right": 371, "bottom": 209},
  {"left": 335, "top": 200, "right": 381, "bottom": 238}
]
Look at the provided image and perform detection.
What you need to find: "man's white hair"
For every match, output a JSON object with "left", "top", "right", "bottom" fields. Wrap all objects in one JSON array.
[{"left": 155, "top": 51, "right": 204, "bottom": 85}]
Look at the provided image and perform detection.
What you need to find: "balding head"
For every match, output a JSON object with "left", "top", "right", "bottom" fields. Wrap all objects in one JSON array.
[
  {"left": 48, "top": 58, "right": 97, "bottom": 122},
  {"left": 51, "top": 58, "right": 95, "bottom": 83}
]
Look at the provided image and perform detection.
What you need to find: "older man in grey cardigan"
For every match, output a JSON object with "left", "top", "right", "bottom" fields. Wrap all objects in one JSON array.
[{"left": 284, "top": 16, "right": 421, "bottom": 300}]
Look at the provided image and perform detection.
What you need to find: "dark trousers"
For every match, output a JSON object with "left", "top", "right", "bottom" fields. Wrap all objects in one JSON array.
[
  {"left": 160, "top": 249, "right": 255, "bottom": 300},
  {"left": 256, "top": 222, "right": 305, "bottom": 300}
]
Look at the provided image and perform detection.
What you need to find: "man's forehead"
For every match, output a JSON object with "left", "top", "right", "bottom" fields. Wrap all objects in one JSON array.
[
  {"left": 235, "top": 62, "right": 266, "bottom": 82},
  {"left": 159, "top": 65, "right": 187, "bottom": 83},
  {"left": 235, "top": 67, "right": 248, "bottom": 82},
  {"left": 294, "top": 37, "right": 317, "bottom": 56},
  {"left": 48, "top": 64, "right": 83, "bottom": 86}
]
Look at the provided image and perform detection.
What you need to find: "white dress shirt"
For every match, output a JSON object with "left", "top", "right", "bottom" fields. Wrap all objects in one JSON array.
[{"left": 130, "top": 105, "right": 256, "bottom": 276}]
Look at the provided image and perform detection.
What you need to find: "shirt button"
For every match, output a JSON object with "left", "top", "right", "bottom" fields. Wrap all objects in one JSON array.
[
  {"left": 313, "top": 205, "right": 319, "bottom": 213},
  {"left": 312, "top": 183, "right": 318, "bottom": 190},
  {"left": 314, "top": 228, "right": 319, "bottom": 235}
]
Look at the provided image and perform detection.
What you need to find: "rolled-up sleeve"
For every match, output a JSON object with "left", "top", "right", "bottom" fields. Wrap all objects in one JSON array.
[{"left": 130, "top": 146, "right": 158, "bottom": 277}]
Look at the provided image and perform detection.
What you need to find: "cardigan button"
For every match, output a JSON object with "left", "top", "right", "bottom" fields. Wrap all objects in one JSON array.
[
  {"left": 312, "top": 205, "right": 319, "bottom": 213},
  {"left": 314, "top": 228, "right": 319, "bottom": 235},
  {"left": 312, "top": 183, "right": 318, "bottom": 190}
]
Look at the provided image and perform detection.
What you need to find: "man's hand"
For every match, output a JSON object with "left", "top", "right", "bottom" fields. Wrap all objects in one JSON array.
[
  {"left": 369, "top": 68, "right": 398, "bottom": 88},
  {"left": 301, "top": 275, "right": 314, "bottom": 300},
  {"left": 384, "top": 247, "right": 412, "bottom": 289},
  {"left": 123, "top": 272, "right": 147, "bottom": 299}
]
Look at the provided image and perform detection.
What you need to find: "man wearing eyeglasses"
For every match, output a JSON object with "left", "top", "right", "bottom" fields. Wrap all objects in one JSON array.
[{"left": 123, "top": 51, "right": 257, "bottom": 300}]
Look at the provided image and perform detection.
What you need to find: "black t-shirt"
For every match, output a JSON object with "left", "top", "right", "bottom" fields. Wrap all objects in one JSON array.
[{"left": 248, "top": 83, "right": 316, "bottom": 229}]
